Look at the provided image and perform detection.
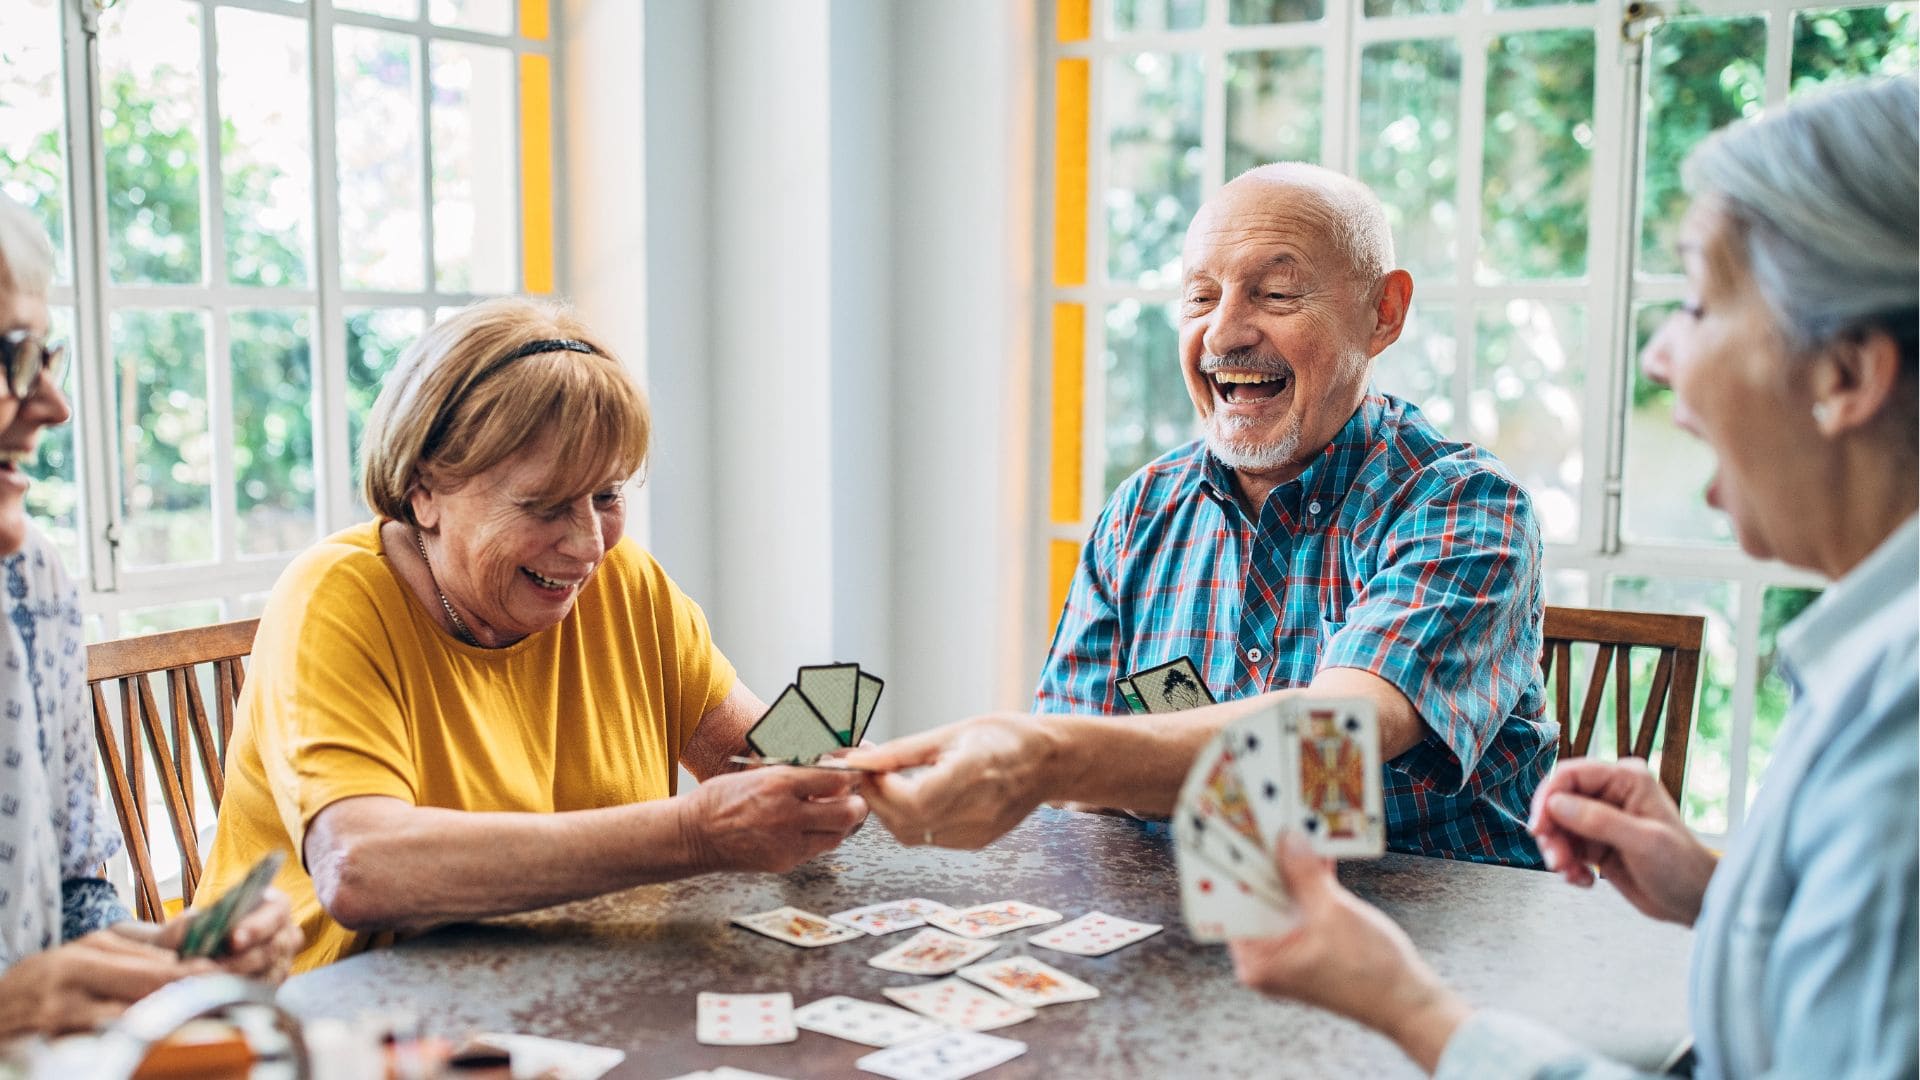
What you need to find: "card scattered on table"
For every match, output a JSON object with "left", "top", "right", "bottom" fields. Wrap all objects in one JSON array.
[
  {"left": 832, "top": 898, "right": 957, "bottom": 936},
  {"left": 696, "top": 992, "right": 797, "bottom": 1046},
  {"left": 746, "top": 662, "right": 884, "bottom": 765},
  {"left": 462, "top": 1033, "right": 625, "bottom": 1080},
  {"left": 1173, "top": 696, "right": 1385, "bottom": 942},
  {"left": 924, "top": 901, "right": 1061, "bottom": 939},
  {"left": 855, "top": 1031, "right": 1027, "bottom": 1080},
  {"left": 882, "top": 978, "right": 1036, "bottom": 1031},
  {"left": 731, "top": 906, "right": 865, "bottom": 947},
  {"left": 1026, "top": 911, "right": 1162, "bottom": 957},
  {"left": 956, "top": 956, "right": 1099, "bottom": 1008},
  {"left": 867, "top": 928, "right": 999, "bottom": 975},
  {"left": 664, "top": 1070, "right": 794, "bottom": 1080},
  {"left": 793, "top": 995, "right": 950, "bottom": 1048}
]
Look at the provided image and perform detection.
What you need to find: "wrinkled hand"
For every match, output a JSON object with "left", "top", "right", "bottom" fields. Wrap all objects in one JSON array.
[
  {"left": 1227, "top": 835, "right": 1470, "bottom": 1073},
  {"left": 137, "top": 889, "right": 304, "bottom": 983},
  {"left": 681, "top": 767, "right": 867, "bottom": 873},
  {"left": 0, "top": 930, "right": 216, "bottom": 1038},
  {"left": 839, "top": 714, "right": 1056, "bottom": 850},
  {"left": 1528, "top": 757, "right": 1717, "bottom": 926}
]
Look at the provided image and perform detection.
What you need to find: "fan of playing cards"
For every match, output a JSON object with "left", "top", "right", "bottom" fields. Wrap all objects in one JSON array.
[
  {"left": 1174, "top": 697, "right": 1386, "bottom": 943},
  {"left": 743, "top": 663, "right": 884, "bottom": 765}
]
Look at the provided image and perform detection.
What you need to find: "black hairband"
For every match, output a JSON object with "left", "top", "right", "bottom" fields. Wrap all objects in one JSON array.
[{"left": 504, "top": 338, "right": 601, "bottom": 361}]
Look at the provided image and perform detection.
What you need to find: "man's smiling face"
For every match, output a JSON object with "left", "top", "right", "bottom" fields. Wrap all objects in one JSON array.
[{"left": 1177, "top": 176, "right": 1388, "bottom": 482}]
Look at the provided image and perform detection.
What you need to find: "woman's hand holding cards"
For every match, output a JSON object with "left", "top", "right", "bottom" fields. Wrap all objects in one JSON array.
[
  {"left": 679, "top": 767, "right": 868, "bottom": 873},
  {"left": 0, "top": 930, "right": 215, "bottom": 1037}
]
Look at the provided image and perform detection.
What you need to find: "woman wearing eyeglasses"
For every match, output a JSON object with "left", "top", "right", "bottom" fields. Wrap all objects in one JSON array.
[{"left": 0, "top": 194, "right": 301, "bottom": 1038}]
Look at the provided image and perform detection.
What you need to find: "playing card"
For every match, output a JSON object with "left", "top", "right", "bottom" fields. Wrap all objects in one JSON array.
[
  {"left": 956, "top": 956, "right": 1100, "bottom": 1008},
  {"left": 854, "top": 670, "right": 885, "bottom": 744},
  {"left": 1174, "top": 787, "right": 1287, "bottom": 908},
  {"left": 696, "top": 992, "right": 797, "bottom": 1046},
  {"left": 855, "top": 1031, "right": 1028, "bottom": 1080},
  {"left": 1229, "top": 700, "right": 1295, "bottom": 851},
  {"left": 798, "top": 663, "right": 862, "bottom": 746},
  {"left": 180, "top": 850, "right": 284, "bottom": 958},
  {"left": 882, "top": 978, "right": 1037, "bottom": 1032},
  {"left": 731, "top": 905, "right": 865, "bottom": 947},
  {"left": 465, "top": 1033, "right": 625, "bottom": 1080},
  {"left": 924, "top": 901, "right": 1061, "bottom": 939},
  {"left": 1175, "top": 839, "right": 1295, "bottom": 944},
  {"left": 868, "top": 928, "right": 1000, "bottom": 975},
  {"left": 793, "top": 995, "right": 949, "bottom": 1048},
  {"left": 1113, "top": 676, "right": 1148, "bottom": 715},
  {"left": 1174, "top": 736, "right": 1286, "bottom": 901},
  {"left": 1292, "top": 698, "right": 1386, "bottom": 857},
  {"left": 1026, "top": 911, "right": 1162, "bottom": 957},
  {"left": 746, "top": 684, "right": 843, "bottom": 762},
  {"left": 1126, "top": 656, "right": 1215, "bottom": 713},
  {"left": 832, "top": 898, "right": 958, "bottom": 936}
]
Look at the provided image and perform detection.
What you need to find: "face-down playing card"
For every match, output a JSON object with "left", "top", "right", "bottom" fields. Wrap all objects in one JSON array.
[
  {"left": 1127, "top": 656, "right": 1216, "bottom": 714},
  {"left": 797, "top": 663, "right": 861, "bottom": 745},
  {"left": 745, "top": 684, "right": 843, "bottom": 763}
]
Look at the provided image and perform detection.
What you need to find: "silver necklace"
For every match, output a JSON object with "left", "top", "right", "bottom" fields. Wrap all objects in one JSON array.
[{"left": 412, "top": 527, "right": 481, "bottom": 647}]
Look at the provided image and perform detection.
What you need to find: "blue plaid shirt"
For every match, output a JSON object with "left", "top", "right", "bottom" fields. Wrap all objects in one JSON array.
[{"left": 1037, "top": 392, "right": 1552, "bottom": 867}]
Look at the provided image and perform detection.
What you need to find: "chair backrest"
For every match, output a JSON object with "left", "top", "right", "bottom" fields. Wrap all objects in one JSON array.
[
  {"left": 1540, "top": 606, "right": 1706, "bottom": 807},
  {"left": 86, "top": 618, "right": 259, "bottom": 922}
]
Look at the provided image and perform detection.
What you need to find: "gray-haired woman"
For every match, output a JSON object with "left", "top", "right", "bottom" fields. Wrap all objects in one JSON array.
[{"left": 1226, "top": 77, "right": 1918, "bottom": 1079}]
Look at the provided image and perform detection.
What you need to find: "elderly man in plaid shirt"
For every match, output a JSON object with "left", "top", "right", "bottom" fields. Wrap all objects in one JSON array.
[{"left": 852, "top": 163, "right": 1552, "bottom": 867}]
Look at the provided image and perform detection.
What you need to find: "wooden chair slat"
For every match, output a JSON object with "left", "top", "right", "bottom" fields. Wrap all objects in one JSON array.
[
  {"left": 1541, "top": 606, "right": 1705, "bottom": 808},
  {"left": 87, "top": 619, "right": 259, "bottom": 920}
]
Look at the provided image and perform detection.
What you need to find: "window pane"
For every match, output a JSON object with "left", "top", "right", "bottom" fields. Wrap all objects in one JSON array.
[
  {"left": 1358, "top": 39, "right": 1461, "bottom": 282},
  {"left": 1365, "top": 0, "right": 1461, "bottom": 14},
  {"left": 1791, "top": 4, "right": 1919, "bottom": 93},
  {"left": 1750, "top": 585, "right": 1821, "bottom": 810},
  {"left": 346, "top": 307, "right": 425, "bottom": 501},
  {"left": 120, "top": 599, "right": 223, "bottom": 636},
  {"left": 1229, "top": 0, "right": 1325, "bottom": 23},
  {"left": 1623, "top": 302, "right": 1734, "bottom": 546},
  {"left": 1480, "top": 30, "right": 1594, "bottom": 282},
  {"left": 1639, "top": 17, "right": 1765, "bottom": 278},
  {"left": 112, "top": 309, "right": 212, "bottom": 567},
  {"left": 0, "top": 0, "right": 70, "bottom": 284},
  {"left": 1472, "top": 301, "right": 1584, "bottom": 544},
  {"left": 217, "top": 9, "right": 313, "bottom": 289},
  {"left": 1112, "top": 0, "right": 1206, "bottom": 33},
  {"left": 31, "top": 306, "right": 80, "bottom": 571},
  {"left": 338, "top": 0, "right": 421, "bottom": 18},
  {"left": 431, "top": 0, "right": 514, "bottom": 35},
  {"left": 335, "top": 27, "right": 425, "bottom": 291},
  {"left": 1225, "top": 48, "right": 1324, "bottom": 177},
  {"left": 100, "top": 0, "right": 206, "bottom": 286},
  {"left": 1106, "top": 52, "right": 1203, "bottom": 288},
  {"left": 231, "top": 309, "right": 317, "bottom": 556},
  {"left": 1103, "top": 299, "right": 1195, "bottom": 495},
  {"left": 1545, "top": 568, "right": 1589, "bottom": 607},
  {"left": 431, "top": 42, "right": 516, "bottom": 293},
  {"left": 1373, "top": 301, "right": 1454, "bottom": 434},
  {"left": 1604, "top": 575, "right": 1737, "bottom": 834}
]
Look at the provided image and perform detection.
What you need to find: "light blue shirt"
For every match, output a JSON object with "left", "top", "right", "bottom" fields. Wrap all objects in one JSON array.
[{"left": 1436, "top": 515, "right": 1919, "bottom": 1080}]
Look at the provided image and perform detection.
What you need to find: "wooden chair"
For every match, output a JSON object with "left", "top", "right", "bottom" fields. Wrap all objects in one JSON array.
[
  {"left": 1540, "top": 606, "right": 1706, "bottom": 807},
  {"left": 86, "top": 618, "right": 259, "bottom": 921}
]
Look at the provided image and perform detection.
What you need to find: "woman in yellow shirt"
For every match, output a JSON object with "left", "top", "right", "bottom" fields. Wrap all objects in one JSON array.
[{"left": 196, "top": 298, "right": 867, "bottom": 972}]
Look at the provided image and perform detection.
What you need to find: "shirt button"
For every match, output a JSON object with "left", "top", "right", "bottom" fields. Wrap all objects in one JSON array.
[
  {"left": 1308, "top": 500, "right": 1323, "bottom": 515},
  {"left": 1247, "top": 647, "right": 1265, "bottom": 663}
]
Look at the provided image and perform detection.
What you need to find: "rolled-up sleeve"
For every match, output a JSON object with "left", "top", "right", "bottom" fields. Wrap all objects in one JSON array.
[
  {"left": 1034, "top": 493, "right": 1130, "bottom": 716},
  {"left": 1437, "top": 1010, "right": 1650, "bottom": 1080}
]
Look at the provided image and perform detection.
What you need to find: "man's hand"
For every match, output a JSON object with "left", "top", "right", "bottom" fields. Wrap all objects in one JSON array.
[
  {"left": 127, "top": 889, "right": 305, "bottom": 984},
  {"left": 1528, "top": 757, "right": 1717, "bottom": 926},
  {"left": 1227, "top": 835, "right": 1471, "bottom": 1074},
  {"left": 0, "top": 931, "right": 215, "bottom": 1038},
  {"left": 678, "top": 767, "right": 868, "bottom": 873},
  {"left": 839, "top": 714, "right": 1060, "bottom": 849}
]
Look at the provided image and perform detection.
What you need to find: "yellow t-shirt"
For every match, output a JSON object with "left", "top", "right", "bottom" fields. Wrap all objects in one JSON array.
[{"left": 194, "top": 521, "right": 736, "bottom": 971}]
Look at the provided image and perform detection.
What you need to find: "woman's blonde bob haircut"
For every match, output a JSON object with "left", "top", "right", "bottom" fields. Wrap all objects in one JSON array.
[{"left": 361, "top": 297, "right": 650, "bottom": 524}]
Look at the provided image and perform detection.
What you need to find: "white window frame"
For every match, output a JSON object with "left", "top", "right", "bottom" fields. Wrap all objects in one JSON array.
[
  {"left": 1034, "top": 0, "right": 1878, "bottom": 844},
  {"left": 39, "top": 0, "right": 562, "bottom": 635}
]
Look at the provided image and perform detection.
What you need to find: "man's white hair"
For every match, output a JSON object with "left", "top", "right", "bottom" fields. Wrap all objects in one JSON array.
[
  {"left": 0, "top": 192, "right": 55, "bottom": 297},
  {"left": 1231, "top": 161, "right": 1397, "bottom": 282}
]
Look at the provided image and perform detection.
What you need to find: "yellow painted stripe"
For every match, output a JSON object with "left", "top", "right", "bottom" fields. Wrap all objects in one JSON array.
[
  {"left": 1049, "top": 301, "right": 1085, "bottom": 525},
  {"left": 518, "top": 52, "right": 555, "bottom": 295},
  {"left": 518, "top": 0, "right": 549, "bottom": 40},
  {"left": 1049, "top": 539, "right": 1081, "bottom": 630},
  {"left": 1053, "top": 58, "right": 1090, "bottom": 288},
  {"left": 1057, "top": 0, "right": 1091, "bottom": 42}
]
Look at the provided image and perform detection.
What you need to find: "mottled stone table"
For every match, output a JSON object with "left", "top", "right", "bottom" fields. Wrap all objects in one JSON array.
[{"left": 280, "top": 808, "right": 1691, "bottom": 1078}]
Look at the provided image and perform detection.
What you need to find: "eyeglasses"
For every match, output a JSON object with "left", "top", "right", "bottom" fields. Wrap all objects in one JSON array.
[{"left": 0, "top": 330, "right": 67, "bottom": 401}]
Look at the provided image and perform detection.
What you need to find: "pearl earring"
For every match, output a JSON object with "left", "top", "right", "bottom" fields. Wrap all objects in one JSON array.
[{"left": 1812, "top": 402, "right": 1834, "bottom": 425}]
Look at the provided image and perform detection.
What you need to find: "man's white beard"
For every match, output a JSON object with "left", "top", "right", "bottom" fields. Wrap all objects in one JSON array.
[{"left": 1205, "top": 409, "right": 1302, "bottom": 472}]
